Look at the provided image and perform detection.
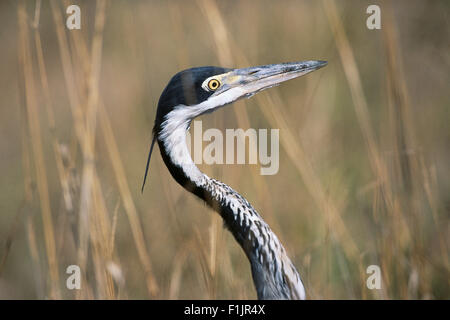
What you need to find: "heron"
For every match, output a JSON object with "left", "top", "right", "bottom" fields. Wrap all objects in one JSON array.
[{"left": 142, "top": 60, "right": 327, "bottom": 299}]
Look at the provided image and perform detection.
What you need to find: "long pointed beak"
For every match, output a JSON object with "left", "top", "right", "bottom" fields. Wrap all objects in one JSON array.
[{"left": 214, "top": 60, "right": 327, "bottom": 99}]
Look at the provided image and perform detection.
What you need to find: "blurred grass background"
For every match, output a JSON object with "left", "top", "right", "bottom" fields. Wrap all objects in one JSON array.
[{"left": 0, "top": 0, "right": 448, "bottom": 299}]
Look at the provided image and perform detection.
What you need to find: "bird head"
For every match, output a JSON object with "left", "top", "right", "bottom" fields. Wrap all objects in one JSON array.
[{"left": 153, "top": 61, "right": 327, "bottom": 135}]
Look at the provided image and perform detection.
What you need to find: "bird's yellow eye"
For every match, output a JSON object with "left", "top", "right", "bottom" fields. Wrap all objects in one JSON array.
[{"left": 207, "top": 79, "right": 221, "bottom": 91}]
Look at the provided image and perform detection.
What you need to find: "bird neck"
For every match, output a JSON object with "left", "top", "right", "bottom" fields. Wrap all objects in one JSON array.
[{"left": 157, "top": 119, "right": 305, "bottom": 300}]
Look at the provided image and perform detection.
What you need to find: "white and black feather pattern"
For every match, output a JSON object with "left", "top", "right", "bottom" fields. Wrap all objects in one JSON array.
[{"left": 201, "top": 178, "right": 305, "bottom": 300}]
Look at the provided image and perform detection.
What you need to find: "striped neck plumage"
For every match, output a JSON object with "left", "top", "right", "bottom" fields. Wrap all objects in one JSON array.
[{"left": 156, "top": 108, "right": 306, "bottom": 300}]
